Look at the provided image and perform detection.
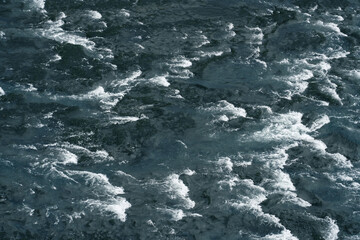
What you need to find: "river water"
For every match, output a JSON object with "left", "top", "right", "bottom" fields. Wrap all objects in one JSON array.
[{"left": 1, "top": 0, "right": 360, "bottom": 239}]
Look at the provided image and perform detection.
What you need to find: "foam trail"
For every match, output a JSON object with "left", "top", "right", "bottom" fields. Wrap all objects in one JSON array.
[{"left": 0, "top": 87, "right": 5, "bottom": 96}]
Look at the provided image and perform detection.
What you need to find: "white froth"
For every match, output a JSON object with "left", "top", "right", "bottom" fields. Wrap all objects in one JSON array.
[
  {"left": 315, "top": 21, "right": 347, "bottom": 36},
  {"left": 67, "top": 170, "right": 124, "bottom": 195},
  {"left": 119, "top": 9, "right": 130, "bottom": 18},
  {"left": 148, "top": 75, "right": 170, "bottom": 87},
  {"left": 108, "top": 115, "right": 145, "bottom": 125},
  {"left": 245, "top": 26, "right": 264, "bottom": 44},
  {"left": 0, "top": 87, "right": 5, "bottom": 96},
  {"left": 182, "top": 169, "right": 196, "bottom": 176},
  {"left": 0, "top": 31, "right": 5, "bottom": 39},
  {"left": 58, "top": 149, "right": 78, "bottom": 165},
  {"left": 164, "top": 174, "right": 195, "bottom": 209},
  {"left": 176, "top": 140, "right": 188, "bottom": 149},
  {"left": 37, "top": 16, "right": 113, "bottom": 60},
  {"left": 49, "top": 54, "right": 61, "bottom": 62},
  {"left": 322, "top": 217, "right": 340, "bottom": 240},
  {"left": 310, "top": 115, "right": 330, "bottom": 131},
  {"left": 83, "top": 198, "right": 131, "bottom": 222},
  {"left": 39, "top": 19, "right": 96, "bottom": 51},
  {"left": 217, "top": 157, "right": 233, "bottom": 172},
  {"left": 15, "top": 144, "right": 37, "bottom": 150},
  {"left": 226, "top": 179, "right": 267, "bottom": 211},
  {"left": 201, "top": 100, "right": 246, "bottom": 122},
  {"left": 193, "top": 35, "right": 210, "bottom": 48},
  {"left": 198, "top": 51, "right": 224, "bottom": 57},
  {"left": 276, "top": 69, "right": 313, "bottom": 97},
  {"left": 227, "top": 23, "right": 234, "bottom": 30},
  {"left": 282, "top": 192, "right": 311, "bottom": 208},
  {"left": 116, "top": 171, "right": 137, "bottom": 180},
  {"left": 250, "top": 112, "right": 308, "bottom": 143},
  {"left": 331, "top": 153, "right": 353, "bottom": 169},
  {"left": 261, "top": 229, "right": 299, "bottom": 240},
  {"left": 166, "top": 56, "right": 194, "bottom": 79},
  {"left": 50, "top": 142, "right": 113, "bottom": 162},
  {"left": 270, "top": 169, "right": 296, "bottom": 191},
  {"left": 348, "top": 70, "right": 360, "bottom": 80},
  {"left": 26, "top": 0, "right": 45, "bottom": 9},
  {"left": 248, "top": 112, "right": 351, "bottom": 168},
  {"left": 157, "top": 208, "right": 201, "bottom": 221},
  {"left": 85, "top": 10, "right": 102, "bottom": 20},
  {"left": 70, "top": 86, "right": 125, "bottom": 109},
  {"left": 158, "top": 208, "right": 185, "bottom": 221},
  {"left": 111, "top": 70, "right": 142, "bottom": 88},
  {"left": 218, "top": 176, "right": 239, "bottom": 191},
  {"left": 167, "top": 56, "right": 192, "bottom": 68}
]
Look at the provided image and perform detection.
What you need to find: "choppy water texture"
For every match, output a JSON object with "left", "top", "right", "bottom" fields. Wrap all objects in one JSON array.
[{"left": 1, "top": 0, "right": 360, "bottom": 239}]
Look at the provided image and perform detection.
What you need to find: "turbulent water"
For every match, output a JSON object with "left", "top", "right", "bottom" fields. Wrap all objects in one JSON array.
[{"left": 1, "top": 0, "right": 360, "bottom": 239}]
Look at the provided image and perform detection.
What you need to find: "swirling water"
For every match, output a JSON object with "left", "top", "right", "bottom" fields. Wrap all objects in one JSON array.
[{"left": 1, "top": 0, "right": 360, "bottom": 239}]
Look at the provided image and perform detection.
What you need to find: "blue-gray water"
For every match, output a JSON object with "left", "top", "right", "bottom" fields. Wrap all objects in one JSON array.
[{"left": 1, "top": 0, "right": 360, "bottom": 239}]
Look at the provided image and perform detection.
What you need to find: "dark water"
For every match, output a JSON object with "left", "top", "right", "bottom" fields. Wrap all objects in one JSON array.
[{"left": 1, "top": 0, "right": 360, "bottom": 239}]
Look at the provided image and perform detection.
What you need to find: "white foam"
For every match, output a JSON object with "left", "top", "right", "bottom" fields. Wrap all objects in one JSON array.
[
  {"left": 158, "top": 208, "right": 185, "bottom": 221},
  {"left": 85, "top": 10, "right": 102, "bottom": 20},
  {"left": 250, "top": 112, "right": 309, "bottom": 143},
  {"left": 26, "top": 0, "right": 45, "bottom": 9},
  {"left": 50, "top": 142, "right": 113, "bottom": 162},
  {"left": 176, "top": 140, "right": 188, "bottom": 149},
  {"left": 47, "top": 165, "right": 78, "bottom": 183},
  {"left": 330, "top": 153, "right": 353, "bottom": 168},
  {"left": 116, "top": 171, "right": 137, "bottom": 180},
  {"left": 39, "top": 19, "right": 96, "bottom": 51},
  {"left": 315, "top": 21, "right": 347, "bottom": 36},
  {"left": 67, "top": 170, "right": 124, "bottom": 195},
  {"left": 119, "top": 9, "right": 130, "bottom": 18},
  {"left": 69, "top": 86, "right": 125, "bottom": 109},
  {"left": 348, "top": 70, "right": 360, "bottom": 80},
  {"left": 83, "top": 198, "right": 131, "bottom": 222},
  {"left": 270, "top": 169, "right": 296, "bottom": 191},
  {"left": 165, "top": 56, "right": 194, "bottom": 79},
  {"left": 157, "top": 208, "right": 202, "bottom": 221},
  {"left": 198, "top": 51, "right": 224, "bottom": 57},
  {"left": 164, "top": 174, "right": 195, "bottom": 209},
  {"left": 218, "top": 176, "right": 240, "bottom": 191},
  {"left": 201, "top": 100, "right": 246, "bottom": 122},
  {"left": 319, "top": 80, "right": 342, "bottom": 105},
  {"left": 148, "top": 75, "right": 170, "bottom": 87},
  {"left": 167, "top": 56, "right": 192, "bottom": 68},
  {"left": 281, "top": 192, "right": 311, "bottom": 208},
  {"left": 24, "top": 83, "right": 37, "bottom": 92},
  {"left": 322, "top": 217, "right": 340, "bottom": 240},
  {"left": 0, "top": 87, "right": 5, "bottom": 96},
  {"left": 111, "top": 70, "right": 142, "bottom": 88},
  {"left": 49, "top": 54, "right": 61, "bottom": 62},
  {"left": 15, "top": 144, "right": 37, "bottom": 150},
  {"left": 58, "top": 149, "right": 78, "bottom": 165},
  {"left": 193, "top": 35, "right": 210, "bottom": 48},
  {"left": 276, "top": 69, "right": 313, "bottom": 97},
  {"left": 224, "top": 23, "right": 236, "bottom": 38},
  {"left": 227, "top": 23, "right": 234, "bottom": 30},
  {"left": 261, "top": 229, "right": 299, "bottom": 240},
  {"left": 37, "top": 16, "right": 113, "bottom": 60},
  {"left": 182, "top": 169, "right": 196, "bottom": 176},
  {"left": 226, "top": 179, "right": 267, "bottom": 211},
  {"left": 310, "top": 115, "right": 330, "bottom": 131},
  {"left": 110, "top": 116, "right": 140, "bottom": 124},
  {"left": 0, "top": 31, "right": 5, "bottom": 39},
  {"left": 217, "top": 157, "right": 233, "bottom": 172},
  {"left": 245, "top": 26, "right": 264, "bottom": 44},
  {"left": 108, "top": 115, "right": 145, "bottom": 125}
]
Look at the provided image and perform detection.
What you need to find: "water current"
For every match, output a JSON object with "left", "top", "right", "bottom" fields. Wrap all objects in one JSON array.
[{"left": 1, "top": 0, "right": 360, "bottom": 239}]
